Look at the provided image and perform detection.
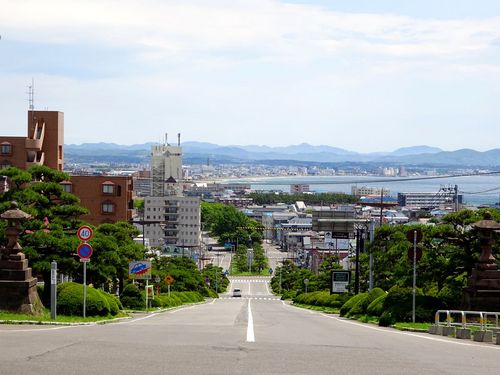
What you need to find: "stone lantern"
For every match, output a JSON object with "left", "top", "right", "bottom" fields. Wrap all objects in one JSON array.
[
  {"left": 0, "top": 202, "right": 43, "bottom": 314},
  {"left": 463, "top": 212, "right": 500, "bottom": 311}
]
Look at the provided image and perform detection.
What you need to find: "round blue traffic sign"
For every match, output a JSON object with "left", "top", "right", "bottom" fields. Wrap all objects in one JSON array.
[{"left": 77, "top": 243, "right": 93, "bottom": 259}]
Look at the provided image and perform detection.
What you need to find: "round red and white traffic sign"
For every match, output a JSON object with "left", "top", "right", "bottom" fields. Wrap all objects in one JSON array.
[{"left": 77, "top": 225, "right": 93, "bottom": 242}]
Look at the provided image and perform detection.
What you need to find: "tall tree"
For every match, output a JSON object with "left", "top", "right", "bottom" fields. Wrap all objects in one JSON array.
[{"left": 0, "top": 166, "right": 88, "bottom": 304}]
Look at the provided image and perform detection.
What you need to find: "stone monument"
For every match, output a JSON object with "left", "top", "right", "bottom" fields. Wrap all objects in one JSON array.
[
  {"left": 0, "top": 202, "right": 43, "bottom": 314},
  {"left": 463, "top": 212, "right": 500, "bottom": 311}
]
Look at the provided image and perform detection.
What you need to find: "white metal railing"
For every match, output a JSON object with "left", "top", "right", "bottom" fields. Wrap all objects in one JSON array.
[{"left": 435, "top": 310, "right": 500, "bottom": 331}]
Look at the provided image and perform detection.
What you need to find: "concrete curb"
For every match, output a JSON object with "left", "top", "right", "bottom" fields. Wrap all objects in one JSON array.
[{"left": 0, "top": 299, "right": 211, "bottom": 326}]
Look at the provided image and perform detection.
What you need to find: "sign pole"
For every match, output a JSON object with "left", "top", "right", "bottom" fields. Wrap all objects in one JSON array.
[
  {"left": 83, "top": 260, "right": 87, "bottom": 318},
  {"left": 50, "top": 261, "right": 57, "bottom": 320},
  {"left": 412, "top": 230, "right": 417, "bottom": 323},
  {"left": 168, "top": 284, "right": 171, "bottom": 297},
  {"left": 146, "top": 279, "right": 149, "bottom": 310}
]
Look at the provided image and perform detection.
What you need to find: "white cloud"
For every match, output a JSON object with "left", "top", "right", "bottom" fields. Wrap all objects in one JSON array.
[{"left": 2, "top": 0, "right": 500, "bottom": 67}]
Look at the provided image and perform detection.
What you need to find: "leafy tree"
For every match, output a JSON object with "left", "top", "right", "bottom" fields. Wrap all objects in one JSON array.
[
  {"left": 201, "top": 202, "right": 263, "bottom": 245},
  {"left": 87, "top": 221, "right": 145, "bottom": 293},
  {"left": 0, "top": 166, "right": 88, "bottom": 304},
  {"left": 248, "top": 192, "right": 356, "bottom": 205},
  {"left": 360, "top": 209, "right": 500, "bottom": 308},
  {"left": 201, "top": 264, "right": 229, "bottom": 293}
]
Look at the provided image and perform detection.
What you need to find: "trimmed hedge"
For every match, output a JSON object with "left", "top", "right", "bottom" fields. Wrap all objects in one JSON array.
[
  {"left": 366, "top": 294, "right": 386, "bottom": 317},
  {"left": 379, "top": 286, "right": 444, "bottom": 326},
  {"left": 293, "top": 291, "right": 351, "bottom": 309},
  {"left": 120, "top": 284, "right": 144, "bottom": 310},
  {"left": 57, "top": 282, "right": 118, "bottom": 316},
  {"left": 152, "top": 291, "right": 204, "bottom": 308},
  {"left": 339, "top": 293, "right": 366, "bottom": 317}
]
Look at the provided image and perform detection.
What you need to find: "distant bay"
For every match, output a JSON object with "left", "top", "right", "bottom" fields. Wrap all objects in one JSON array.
[{"left": 229, "top": 175, "right": 500, "bottom": 206}]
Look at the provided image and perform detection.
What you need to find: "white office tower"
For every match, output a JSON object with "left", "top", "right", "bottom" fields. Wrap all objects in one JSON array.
[
  {"left": 144, "top": 196, "right": 201, "bottom": 248},
  {"left": 151, "top": 133, "right": 183, "bottom": 196}
]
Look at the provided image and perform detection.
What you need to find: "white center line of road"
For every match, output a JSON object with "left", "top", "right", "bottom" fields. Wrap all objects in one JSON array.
[{"left": 246, "top": 299, "right": 255, "bottom": 343}]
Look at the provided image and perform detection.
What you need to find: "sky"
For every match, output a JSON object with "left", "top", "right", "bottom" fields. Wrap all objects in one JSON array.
[{"left": 1, "top": 0, "right": 500, "bottom": 153}]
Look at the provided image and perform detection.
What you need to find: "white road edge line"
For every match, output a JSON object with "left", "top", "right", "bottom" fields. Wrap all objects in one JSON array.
[
  {"left": 246, "top": 299, "right": 255, "bottom": 342},
  {"left": 265, "top": 280, "right": 271, "bottom": 295},
  {"left": 0, "top": 325, "right": 82, "bottom": 333},
  {"left": 281, "top": 302, "right": 500, "bottom": 350},
  {"left": 319, "top": 313, "right": 500, "bottom": 350}
]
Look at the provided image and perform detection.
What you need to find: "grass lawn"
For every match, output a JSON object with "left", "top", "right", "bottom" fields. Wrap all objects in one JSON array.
[
  {"left": 393, "top": 322, "right": 432, "bottom": 331},
  {"left": 0, "top": 309, "right": 126, "bottom": 324}
]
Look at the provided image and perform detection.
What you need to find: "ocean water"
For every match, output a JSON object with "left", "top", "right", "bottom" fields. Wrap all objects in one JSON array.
[{"left": 233, "top": 175, "right": 500, "bottom": 206}]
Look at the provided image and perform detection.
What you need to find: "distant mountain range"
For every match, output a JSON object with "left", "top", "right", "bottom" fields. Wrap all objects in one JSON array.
[{"left": 64, "top": 142, "right": 500, "bottom": 168}]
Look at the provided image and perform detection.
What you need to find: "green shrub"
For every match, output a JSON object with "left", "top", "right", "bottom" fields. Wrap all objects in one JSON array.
[
  {"left": 437, "top": 286, "right": 462, "bottom": 309},
  {"left": 120, "top": 283, "right": 144, "bottom": 310},
  {"left": 57, "top": 282, "right": 112, "bottom": 316},
  {"left": 152, "top": 294, "right": 183, "bottom": 308},
  {"left": 281, "top": 289, "right": 298, "bottom": 300},
  {"left": 348, "top": 288, "right": 386, "bottom": 317},
  {"left": 98, "top": 290, "right": 121, "bottom": 315},
  {"left": 367, "top": 294, "right": 386, "bottom": 317},
  {"left": 345, "top": 292, "right": 370, "bottom": 317},
  {"left": 381, "top": 286, "right": 443, "bottom": 323},
  {"left": 326, "top": 294, "right": 350, "bottom": 309},
  {"left": 378, "top": 311, "right": 394, "bottom": 327},
  {"left": 339, "top": 293, "right": 366, "bottom": 317}
]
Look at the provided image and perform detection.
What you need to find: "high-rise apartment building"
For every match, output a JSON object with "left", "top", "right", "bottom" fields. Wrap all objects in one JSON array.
[
  {"left": 151, "top": 134, "right": 182, "bottom": 196},
  {"left": 143, "top": 195, "right": 201, "bottom": 248}
]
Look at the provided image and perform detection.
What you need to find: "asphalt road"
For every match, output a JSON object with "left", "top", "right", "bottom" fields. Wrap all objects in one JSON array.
[{"left": 1, "top": 278, "right": 499, "bottom": 375}]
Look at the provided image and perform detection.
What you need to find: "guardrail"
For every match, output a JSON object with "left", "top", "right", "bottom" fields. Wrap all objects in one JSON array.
[{"left": 435, "top": 310, "right": 500, "bottom": 331}]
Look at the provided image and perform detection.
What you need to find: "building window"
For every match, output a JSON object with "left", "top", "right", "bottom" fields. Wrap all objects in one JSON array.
[
  {"left": 0, "top": 160, "right": 11, "bottom": 169},
  {"left": 0, "top": 143, "right": 12, "bottom": 155},
  {"left": 60, "top": 183, "right": 72, "bottom": 193},
  {"left": 102, "top": 201, "right": 115, "bottom": 214},
  {"left": 102, "top": 183, "right": 115, "bottom": 194}
]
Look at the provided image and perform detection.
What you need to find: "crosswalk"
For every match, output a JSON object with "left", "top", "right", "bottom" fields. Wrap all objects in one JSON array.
[
  {"left": 229, "top": 279, "right": 271, "bottom": 283},
  {"left": 219, "top": 296, "right": 281, "bottom": 301}
]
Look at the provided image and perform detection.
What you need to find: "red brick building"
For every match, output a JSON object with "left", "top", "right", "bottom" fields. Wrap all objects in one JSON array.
[
  {"left": 0, "top": 111, "right": 64, "bottom": 170},
  {"left": 1, "top": 110, "right": 134, "bottom": 225}
]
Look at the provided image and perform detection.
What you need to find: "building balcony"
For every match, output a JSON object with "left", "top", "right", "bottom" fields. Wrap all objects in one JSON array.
[
  {"left": 25, "top": 121, "right": 45, "bottom": 150},
  {"left": 164, "top": 216, "right": 179, "bottom": 223},
  {"left": 26, "top": 151, "right": 44, "bottom": 168}
]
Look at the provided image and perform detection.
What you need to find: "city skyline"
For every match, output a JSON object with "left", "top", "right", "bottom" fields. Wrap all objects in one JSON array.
[{"left": 1, "top": 1, "right": 500, "bottom": 152}]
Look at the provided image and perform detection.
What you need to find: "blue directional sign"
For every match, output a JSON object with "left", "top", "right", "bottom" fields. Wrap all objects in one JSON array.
[{"left": 77, "top": 243, "right": 93, "bottom": 259}]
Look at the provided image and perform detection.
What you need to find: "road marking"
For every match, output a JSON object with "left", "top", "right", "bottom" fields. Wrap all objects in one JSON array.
[
  {"left": 264, "top": 280, "right": 270, "bottom": 295},
  {"left": 246, "top": 299, "right": 255, "bottom": 343},
  {"left": 170, "top": 305, "right": 197, "bottom": 314},
  {"left": 0, "top": 325, "right": 82, "bottom": 333},
  {"left": 319, "top": 313, "right": 500, "bottom": 350}
]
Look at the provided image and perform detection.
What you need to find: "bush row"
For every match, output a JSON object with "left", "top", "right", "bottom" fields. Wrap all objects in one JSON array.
[
  {"left": 293, "top": 291, "right": 351, "bottom": 309},
  {"left": 293, "top": 285, "right": 445, "bottom": 326},
  {"left": 120, "top": 283, "right": 206, "bottom": 310},
  {"left": 57, "top": 282, "right": 123, "bottom": 317}
]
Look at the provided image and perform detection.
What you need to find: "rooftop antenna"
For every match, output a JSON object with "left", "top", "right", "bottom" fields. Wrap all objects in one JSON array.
[
  {"left": 27, "top": 78, "right": 35, "bottom": 126},
  {"left": 165, "top": 133, "right": 168, "bottom": 146},
  {"left": 178, "top": 133, "right": 181, "bottom": 146}
]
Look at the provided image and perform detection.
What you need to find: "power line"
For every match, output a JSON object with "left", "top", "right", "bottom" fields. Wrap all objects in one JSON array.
[{"left": 459, "top": 186, "right": 500, "bottom": 195}]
